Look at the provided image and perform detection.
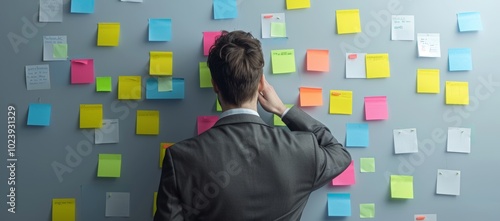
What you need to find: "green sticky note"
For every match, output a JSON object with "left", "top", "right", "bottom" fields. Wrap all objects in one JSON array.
[
  {"left": 96, "top": 77, "right": 112, "bottom": 92},
  {"left": 270, "top": 22, "right": 287, "bottom": 37},
  {"left": 390, "top": 175, "right": 414, "bottom": 199},
  {"left": 271, "top": 49, "right": 296, "bottom": 74},
  {"left": 158, "top": 76, "right": 173, "bottom": 92},
  {"left": 360, "top": 158, "right": 375, "bottom": 172},
  {"left": 199, "top": 62, "right": 213, "bottom": 88},
  {"left": 53, "top": 44, "right": 68, "bottom": 59},
  {"left": 97, "top": 154, "right": 121, "bottom": 178},
  {"left": 274, "top": 104, "right": 293, "bottom": 126},
  {"left": 216, "top": 97, "right": 222, "bottom": 112},
  {"left": 360, "top": 203, "right": 375, "bottom": 218}
]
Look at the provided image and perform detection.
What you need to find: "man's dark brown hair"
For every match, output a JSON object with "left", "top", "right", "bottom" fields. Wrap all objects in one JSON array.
[{"left": 207, "top": 30, "right": 264, "bottom": 106}]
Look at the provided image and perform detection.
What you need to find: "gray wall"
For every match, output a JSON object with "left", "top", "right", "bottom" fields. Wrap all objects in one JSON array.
[{"left": 1, "top": 0, "right": 499, "bottom": 220}]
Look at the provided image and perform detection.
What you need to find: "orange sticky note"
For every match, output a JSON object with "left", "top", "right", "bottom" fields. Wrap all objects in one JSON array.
[
  {"left": 306, "top": 49, "right": 329, "bottom": 72},
  {"left": 299, "top": 87, "right": 323, "bottom": 107}
]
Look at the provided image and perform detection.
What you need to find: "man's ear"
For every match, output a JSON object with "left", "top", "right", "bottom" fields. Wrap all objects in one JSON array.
[{"left": 258, "top": 75, "right": 265, "bottom": 92}]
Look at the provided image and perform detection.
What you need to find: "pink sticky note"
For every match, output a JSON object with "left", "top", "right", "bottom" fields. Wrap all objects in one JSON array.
[
  {"left": 364, "top": 96, "right": 388, "bottom": 120},
  {"left": 197, "top": 116, "right": 219, "bottom": 135},
  {"left": 332, "top": 161, "right": 356, "bottom": 185},
  {"left": 203, "top": 31, "right": 222, "bottom": 56},
  {"left": 71, "top": 59, "right": 95, "bottom": 84}
]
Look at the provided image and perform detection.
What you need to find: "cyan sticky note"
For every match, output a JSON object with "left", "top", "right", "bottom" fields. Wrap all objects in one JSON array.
[
  {"left": 449, "top": 48, "right": 472, "bottom": 71},
  {"left": 327, "top": 193, "right": 351, "bottom": 217},
  {"left": 71, "top": 0, "right": 94, "bottom": 14},
  {"left": 346, "top": 123, "right": 369, "bottom": 147},
  {"left": 27, "top": 103, "right": 52, "bottom": 126},
  {"left": 213, "top": 0, "right": 238, "bottom": 19},
  {"left": 457, "top": 12, "right": 482, "bottom": 32},
  {"left": 149, "top": 18, "right": 172, "bottom": 41},
  {"left": 146, "top": 78, "right": 185, "bottom": 99}
]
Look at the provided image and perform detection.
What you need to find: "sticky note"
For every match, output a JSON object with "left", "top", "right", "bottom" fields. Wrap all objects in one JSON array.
[
  {"left": 97, "top": 23, "right": 120, "bottom": 46},
  {"left": 213, "top": 0, "right": 238, "bottom": 20},
  {"left": 364, "top": 96, "right": 388, "bottom": 120},
  {"left": 105, "top": 192, "right": 130, "bottom": 217},
  {"left": 216, "top": 97, "right": 222, "bottom": 112},
  {"left": 158, "top": 76, "right": 173, "bottom": 92},
  {"left": 203, "top": 31, "right": 222, "bottom": 56},
  {"left": 25, "top": 64, "right": 51, "bottom": 90},
  {"left": 27, "top": 103, "right": 51, "bottom": 126},
  {"left": 274, "top": 104, "right": 293, "bottom": 126},
  {"left": 393, "top": 128, "right": 418, "bottom": 154},
  {"left": 447, "top": 127, "right": 471, "bottom": 153},
  {"left": 329, "top": 90, "right": 352, "bottom": 115},
  {"left": 159, "top": 143, "right": 174, "bottom": 168},
  {"left": 270, "top": 22, "right": 287, "bottom": 38},
  {"left": 346, "top": 53, "right": 366, "bottom": 78},
  {"left": 149, "top": 18, "right": 172, "bottom": 41},
  {"left": 52, "top": 198, "right": 76, "bottom": 221},
  {"left": 261, "top": 13, "right": 286, "bottom": 39},
  {"left": 79, "top": 104, "right": 102, "bottom": 129},
  {"left": 417, "top": 69, "right": 440, "bottom": 93},
  {"left": 286, "top": 0, "right": 310, "bottom": 9},
  {"left": 332, "top": 161, "right": 355, "bottom": 185},
  {"left": 146, "top": 78, "right": 185, "bottom": 99},
  {"left": 136, "top": 110, "right": 160, "bottom": 135},
  {"left": 307, "top": 49, "right": 329, "bottom": 72},
  {"left": 300, "top": 87, "right": 323, "bottom": 107},
  {"left": 360, "top": 158, "right": 375, "bottom": 172},
  {"left": 96, "top": 77, "right": 112, "bottom": 92},
  {"left": 436, "top": 169, "right": 461, "bottom": 195},
  {"left": 43, "top": 36, "right": 67, "bottom": 61},
  {"left": 150, "top": 51, "right": 173, "bottom": 76},
  {"left": 336, "top": 9, "right": 361, "bottom": 34},
  {"left": 346, "top": 123, "right": 368, "bottom": 147},
  {"left": 417, "top": 33, "right": 441, "bottom": 57},
  {"left": 457, "top": 12, "right": 482, "bottom": 32},
  {"left": 198, "top": 116, "right": 219, "bottom": 135},
  {"left": 271, "top": 49, "right": 296, "bottom": 74},
  {"left": 153, "top": 192, "right": 158, "bottom": 216},
  {"left": 327, "top": 193, "right": 351, "bottom": 216},
  {"left": 53, "top": 44, "right": 68, "bottom": 59},
  {"left": 71, "top": 0, "right": 94, "bottom": 13},
  {"left": 199, "top": 62, "right": 213, "bottom": 88},
  {"left": 391, "top": 15, "right": 415, "bottom": 41},
  {"left": 71, "top": 59, "right": 94, "bottom": 84},
  {"left": 390, "top": 175, "right": 414, "bottom": 199},
  {"left": 118, "top": 76, "right": 142, "bottom": 100},
  {"left": 359, "top": 203, "right": 375, "bottom": 218},
  {"left": 40, "top": 0, "right": 63, "bottom": 22},
  {"left": 98, "top": 154, "right": 121, "bottom": 178},
  {"left": 448, "top": 48, "right": 472, "bottom": 71},
  {"left": 95, "top": 119, "right": 119, "bottom": 144},
  {"left": 415, "top": 214, "right": 437, "bottom": 221},
  {"left": 366, "top": 53, "right": 390, "bottom": 78},
  {"left": 445, "top": 81, "right": 469, "bottom": 105}
]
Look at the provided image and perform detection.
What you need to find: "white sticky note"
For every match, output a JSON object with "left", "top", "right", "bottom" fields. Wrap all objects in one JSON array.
[
  {"left": 447, "top": 127, "right": 471, "bottom": 153},
  {"left": 345, "top": 53, "right": 366, "bottom": 78},
  {"left": 95, "top": 119, "right": 119, "bottom": 144},
  {"left": 39, "top": 0, "right": 63, "bottom": 22},
  {"left": 436, "top": 169, "right": 461, "bottom": 196},
  {"left": 391, "top": 15, "right": 415, "bottom": 40},
  {"left": 417, "top": 33, "right": 441, "bottom": 57},
  {"left": 26, "top": 65, "right": 51, "bottom": 90},
  {"left": 105, "top": 192, "right": 130, "bottom": 217},
  {"left": 43, "top": 36, "right": 68, "bottom": 61},
  {"left": 393, "top": 128, "right": 418, "bottom": 154},
  {"left": 414, "top": 214, "right": 437, "bottom": 221}
]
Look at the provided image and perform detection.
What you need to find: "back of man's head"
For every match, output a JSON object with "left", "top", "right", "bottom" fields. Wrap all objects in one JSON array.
[{"left": 207, "top": 30, "right": 264, "bottom": 106}]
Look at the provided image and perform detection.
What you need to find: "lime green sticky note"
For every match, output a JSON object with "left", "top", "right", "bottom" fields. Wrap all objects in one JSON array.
[
  {"left": 274, "top": 104, "right": 293, "bottom": 126},
  {"left": 390, "top": 175, "right": 414, "bottom": 199},
  {"left": 96, "top": 77, "right": 112, "bottom": 92},
  {"left": 216, "top": 97, "right": 222, "bottom": 112},
  {"left": 360, "top": 203, "right": 375, "bottom": 218},
  {"left": 360, "top": 158, "right": 375, "bottom": 172},
  {"left": 97, "top": 154, "right": 121, "bottom": 178},
  {"left": 53, "top": 44, "right": 68, "bottom": 59},
  {"left": 199, "top": 62, "right": 212, "bottom": 88},
  {"left": 270, "top": 22, "right": 287, "bottom": 37},
  {"left": 271, "top": 49, "right": 296, "bottom": 74},
  {"left": 158, "top": 76, "right": 173, "bottom": 92}
]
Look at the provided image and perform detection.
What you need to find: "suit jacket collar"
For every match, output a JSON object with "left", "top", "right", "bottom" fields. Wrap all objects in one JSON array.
[{"left": 213, "top": 114, "right": 268, "bottom": 128}]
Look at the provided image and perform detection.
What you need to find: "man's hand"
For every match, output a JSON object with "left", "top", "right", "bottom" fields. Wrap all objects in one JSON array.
[{"left": 258, "top": 78, "right": 287, "bottom": 116}]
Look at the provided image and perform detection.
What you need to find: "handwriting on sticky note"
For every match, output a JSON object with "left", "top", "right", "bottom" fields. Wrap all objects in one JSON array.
[
  {"left": 52, "top": 198, "right": 76, "bottom": 221},
  {"left": 271, "top": 49, "right": 296, "bottom": 74},
  {"left": 25, "top": 64, "right": 51, "bottom": 90},
  {"left": 300, "top": 87, "right": 323, "bottom": 107},
  {"left": 136, "top": 110, "right": 160, "bottom": 135},
  {"left": 329, "top": 90, "right": 352, "bottom": 114}
]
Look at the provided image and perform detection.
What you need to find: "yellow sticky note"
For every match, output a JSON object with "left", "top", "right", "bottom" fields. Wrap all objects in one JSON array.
[
  {"left": 300, "top": 87, "right": 323, "bottom": 107},
  {"left": 417, "top": 69, "right": 440, "bottom": 93},
  {"left": 446, "top": 81, "right": 469, "bottom": 105},
  {"left": 286, "top": 0, "right": 310, "bottom": 9},
  {"left": 97, "top": 154, "right": 121, "bottom": 178},
  {"left": 216, "top": 97, "right": 222, "bottom": 112},
  {"left": 150, "top": 51, "right": 173, "bottom": 76},
  {"left": 52, "top": 198, "right": 76, "bottom": 221},
  {"left": 199, "top": 62, "right": 212, "bottom": 88},
  {"left": 336, "top": 9, "right": 361, "bottom": 34},
  {"left": 97, "top": 23, "right": 120, "bottom": 46},
  {"left": 274, "top": 104, "right": 293, "bottom": 126},
  {"left": 366, "top": 53, "right": 390, "bottom": 78},
  {"left": 159, "top": 142, "right": 174, "bottom": 168},
  {"left": 153, "top": 192, "right": 158, "bottom": 216},
  {"left": 329, "top": 90, "right": 352, "bottom": 115},
  {"left": 271, "top": 49, "right": 296, "bottom": 74},
  {"left": 390, "top": 175, "right": 414, "bottom": 199},
  {"left": 79, "top": 104, "right": 102, "bottom": 129},
  {"left": 137, "top": 110, "right": 160, "bottom": 135},
  {"left": 118, "top": 76, "right": 142, "bottom": 100}
]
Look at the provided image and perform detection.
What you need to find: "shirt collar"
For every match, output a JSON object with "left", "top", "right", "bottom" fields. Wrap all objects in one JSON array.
[{"left": 220, "top": 108, "right": 259, "bottom": 119}]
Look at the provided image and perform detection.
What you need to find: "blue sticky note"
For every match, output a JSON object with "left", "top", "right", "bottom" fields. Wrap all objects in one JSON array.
[
  {"left": 346, "top": 123, "right": 369, "bottom": 147},
  {"left": 213, "top": 0, "right": 238, "bottom": 19},
  {"left": 149, "top": 18, "right": 172, "bottom": 41},
  {"left": 71, "top": 0, "right": 94, "bottom": 14},
  {"left": 27, "top": 104, "right": 52, "bottom": 126},
  {"left": 457, "top": 12, "right": 483, "bottom": 32},
  {"left": 327, "top": 193, "right": 351, "bottom": 217},
  {"left": 449, "top": 48, "right": 472, "bottom": 71},
  {"left": 146, "top": 77, "right": 185, "bottom": 99}
]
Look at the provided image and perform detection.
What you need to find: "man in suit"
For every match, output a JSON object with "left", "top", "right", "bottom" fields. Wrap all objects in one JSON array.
[{"left": 154, "top": 30, "right": 351, "bottom": 221}]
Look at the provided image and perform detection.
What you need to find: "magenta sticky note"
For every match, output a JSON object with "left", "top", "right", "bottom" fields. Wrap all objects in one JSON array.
[
  {"left": 197, "top": 115, "right": 219, "bottom": 135},
  {"left": 364, "top": 96, "right": 388, "bottom": 120},
  {"left": 71, "top": 59, "right": 95, "bottom": 84},
  {"left": 332, "top": 161, "right": 356, "bottom": 186},
  {"left": 203, "top": 31, "right": 222, "bottom": 56}
]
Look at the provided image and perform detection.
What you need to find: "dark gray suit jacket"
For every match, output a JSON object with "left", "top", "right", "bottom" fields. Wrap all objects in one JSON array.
[{"left": 155, "top": 106, "right": 351, "bottom": 221}]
